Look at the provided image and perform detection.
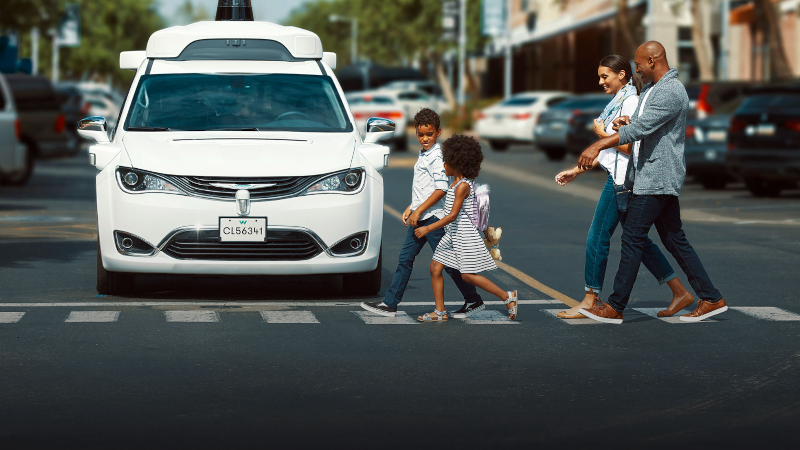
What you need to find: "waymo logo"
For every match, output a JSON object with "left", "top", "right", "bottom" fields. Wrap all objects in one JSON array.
[{"left": 239, "top": 220, "right": 247, "bottom": 224}]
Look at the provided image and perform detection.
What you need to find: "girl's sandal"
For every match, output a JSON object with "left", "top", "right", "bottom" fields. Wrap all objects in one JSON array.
[
  {"left": 418, "top": 309, "right": 449, "bottom": 322},
  {"left": 504, "top": 290, "right": 518, "bottom": 320}
]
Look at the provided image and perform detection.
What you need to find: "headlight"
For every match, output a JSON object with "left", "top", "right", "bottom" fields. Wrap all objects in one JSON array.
[
  {"left": 116, "top": 168, "right": 183, "bottom": 194},
  {"left": 304, "top": 168, "right": 365, "bottom": 195}
]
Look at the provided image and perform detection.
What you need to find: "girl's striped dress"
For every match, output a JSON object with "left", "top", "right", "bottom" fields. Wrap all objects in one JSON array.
[{"left": 432, "top": 178, "right": 497, "bottom": 274}]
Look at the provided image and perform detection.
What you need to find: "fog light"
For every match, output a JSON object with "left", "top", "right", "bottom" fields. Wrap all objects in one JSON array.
[
  {"left": 350, "top": 238, "right": 362, "bottom": 250},
  {"left": 124, "top": 172, "right": 139, "bottom": 186},
  {"left": 330, "top": 231, "right": 369, "bottom": 256},
  {"left": 121, "top": 238, "right": 133, "bottom": 249}
]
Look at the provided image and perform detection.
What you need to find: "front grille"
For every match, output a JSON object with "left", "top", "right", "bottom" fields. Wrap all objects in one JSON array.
[
  {"left": 161, "top": 229, "right": 323, "bottom": 261},
  {"left": 167, "top": 175, "right": 318, "bottom": 200}
]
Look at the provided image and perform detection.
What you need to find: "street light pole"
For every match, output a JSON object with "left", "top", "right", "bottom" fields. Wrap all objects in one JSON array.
[
  {"left": 504, "top": 0, "right": 512, "bottom": 99},
  {"left": 351, "top": 17, "right": 358, "bottom": 65},
  {"left": 457, "top": 0, "right": 466, "bottom": 107}
]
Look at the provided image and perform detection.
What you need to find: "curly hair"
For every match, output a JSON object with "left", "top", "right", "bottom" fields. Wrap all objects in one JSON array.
[
  {"left": 442, "top": 134, "right": 483, "bottom": 179},
  {"left": 413, "top": 108, "right": 441, "bottom": 130}
]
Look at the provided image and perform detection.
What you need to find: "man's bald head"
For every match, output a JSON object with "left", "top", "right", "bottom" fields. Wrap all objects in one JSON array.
[{"left": 633, "top": 41, "right": 670, "bottom": 84}]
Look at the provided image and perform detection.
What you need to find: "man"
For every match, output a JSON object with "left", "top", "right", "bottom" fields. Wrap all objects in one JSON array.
[{"left": 575, "top": 41, "right": 727, "bottom": 324}]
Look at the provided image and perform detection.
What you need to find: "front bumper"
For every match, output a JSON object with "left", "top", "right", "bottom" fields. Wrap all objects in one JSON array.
[
  {"left": 96, "top": 169, "right": 383, "bottom": 275},
  {"left": 685, "top": 146, "right": 728, "bottom": 176}
]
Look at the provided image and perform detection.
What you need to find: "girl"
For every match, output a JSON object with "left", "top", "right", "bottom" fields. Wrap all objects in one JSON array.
[
  {"left": 414, "top": 134, "right": 518, "bottom": 322},
  {"left": 554, "top": 55, "right": 693, "bottom": 319}
]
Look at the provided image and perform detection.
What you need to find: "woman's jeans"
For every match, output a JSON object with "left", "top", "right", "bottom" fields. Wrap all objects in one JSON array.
[{"left": 585, "top": 175, "right": 676, "bottom": 293}]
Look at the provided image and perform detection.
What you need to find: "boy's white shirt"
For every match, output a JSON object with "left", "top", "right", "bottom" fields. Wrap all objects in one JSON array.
[{"left": 410, "top": 142, "right": 449, "bottom": 221}]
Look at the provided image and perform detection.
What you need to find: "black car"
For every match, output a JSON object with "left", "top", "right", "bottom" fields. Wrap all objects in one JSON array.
[
  {"left": 684, "top": 113, "right": 738, "bottom": 190},
  {"left": 727, "top": 86, "right": 800, "bottom": 197},
  {"left": 564, "top": 95, "right": 614, "bottom": 156},
  {"left": 54, "top": 83, "right": 90, "bottom": 150},
  {"left": 535, "top": 94, "right": 607, "bottom": 160}
]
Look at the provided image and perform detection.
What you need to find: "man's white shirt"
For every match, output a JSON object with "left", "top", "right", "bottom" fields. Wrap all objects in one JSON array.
[{"left": 410, "top": 143, "right": 449, "bottom": 221}]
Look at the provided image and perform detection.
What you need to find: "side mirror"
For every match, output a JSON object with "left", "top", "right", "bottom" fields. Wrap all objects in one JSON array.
[
  {"left": 77, "top": 117, "right": 110, "bottom": 144},
  {"left": 322, "top": 52, "right": 337, "bottom": 70},
  {"left": 120, "top": 51, "right": 147, "bottom": 71},
  {"left": 364, "top": 117, "right": 395, "bottom": 144}
]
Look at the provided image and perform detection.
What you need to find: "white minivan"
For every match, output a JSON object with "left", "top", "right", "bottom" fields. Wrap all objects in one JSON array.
[
  {"left": 0, "top": 73, "right": 32, "bottom": 186},
  {"left": 79, "top": 19, "right": 392, "bottom": 295}
]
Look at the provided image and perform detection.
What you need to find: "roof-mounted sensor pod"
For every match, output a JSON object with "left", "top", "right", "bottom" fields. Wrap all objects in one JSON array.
[{"left": 215, "top": 0, "right": 254, "bottom": 21}]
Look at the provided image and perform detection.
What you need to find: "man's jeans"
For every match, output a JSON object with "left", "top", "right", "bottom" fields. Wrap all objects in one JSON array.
[
  {"left": 607, "top": 194, "right": 723, "bottom": 312},
  {"left": 384, "top": 216, "right": 481, "bottom": 309},
  {"left": 585, "top": 175, "right": 676, "bottom": 293}
]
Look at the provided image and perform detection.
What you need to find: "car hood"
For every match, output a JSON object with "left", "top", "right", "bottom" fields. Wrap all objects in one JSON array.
[{"left": 121, "top": 132, "right": 356, "bottom": 177}]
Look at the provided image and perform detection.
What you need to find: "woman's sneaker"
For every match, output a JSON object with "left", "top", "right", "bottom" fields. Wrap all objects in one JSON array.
[
  {"left": 360, "top": 301, "right": 397, "bottom": 317},
  {"left": 451, "top": 301, "right": 485, "bottom": 319}
]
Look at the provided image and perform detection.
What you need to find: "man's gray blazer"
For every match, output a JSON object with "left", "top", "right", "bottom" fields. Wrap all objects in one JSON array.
[{"left": 618, "top": 68, "right": 688, "bottom": 196}]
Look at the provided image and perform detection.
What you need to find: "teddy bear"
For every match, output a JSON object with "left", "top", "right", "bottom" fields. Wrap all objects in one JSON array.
[{"left": 483, "top": 226, "right": 502, "bottom": 261}]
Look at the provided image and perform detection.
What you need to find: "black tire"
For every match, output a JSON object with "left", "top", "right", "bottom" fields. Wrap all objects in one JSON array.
[
  {"left": 745, "top": 179, "right": 782, "bottom": 197},
  {"left": 1, "top": 142, "right": 34, "bottom": 186},
  {"left": 97, "top": 240, "right": 135, "bottom": 295},
  {"left": 342, "top": 246, "right": 382, "bottom": 296},
  {"left": 700, "top": 177, "right": 727, "bottom": 190},
  {"left": 543, "top": 147, "right": 567, "bottom": 161},
  {"left": 489, "top": 141, "right": 509, "bottom": 151}
]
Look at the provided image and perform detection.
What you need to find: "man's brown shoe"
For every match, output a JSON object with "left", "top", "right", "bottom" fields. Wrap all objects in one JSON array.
[
  {"left": 680, "top": 299, "right": 728, "bottom": 322},
  {"left": 579, "top": 301, "right": 623, "bottom": 324},
  {"left": 657, "top": 292, "right": 695, "bottom": 317}
]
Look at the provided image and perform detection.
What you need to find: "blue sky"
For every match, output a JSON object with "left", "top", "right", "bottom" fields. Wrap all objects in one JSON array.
[{"left": 156, "top": 0, "right": 311, "bottom": 25}]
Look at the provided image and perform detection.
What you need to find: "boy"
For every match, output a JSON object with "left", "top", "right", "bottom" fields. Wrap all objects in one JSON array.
[{"left": 360, "top": 108, "right": 484, "bottom": 317}]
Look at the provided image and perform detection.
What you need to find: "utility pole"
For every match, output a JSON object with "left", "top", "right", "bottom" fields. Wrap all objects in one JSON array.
[
  {"left": 351, "top": 17, "right": 358, "bottom": 65},
  {"left": 31, "top": 27, "right": 39, "bottom": 74},
  {"left": 504, "top": 0, "right": 512, "bottom": 99},
  {"left": 457, "top": 0, "right": 466, "bottom": 107},
  {"left": 51, "top": 33, "right": 59, "bottom": 82}
]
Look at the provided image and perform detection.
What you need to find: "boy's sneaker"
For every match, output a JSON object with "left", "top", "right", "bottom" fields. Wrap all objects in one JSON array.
[
  {"left": 451, "top": 301, "right": 485, "bottom": 319},
  {"left": 360, "top": 301, "right": 397, "bottom": 317}
]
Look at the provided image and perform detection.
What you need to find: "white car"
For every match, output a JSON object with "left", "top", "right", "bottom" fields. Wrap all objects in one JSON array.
[
  {"left": 85, "top": 94, "right": 121, "bottom": 130},
  {"left": 376, "top": 88, "right": 449, "bottom": 123},
  {"left": 0, "top": 73, "right": 32, "bottom": 186},
  {"left": 79, "top": 18, "right": 392, "bottom": 296},
  {"left": 474, "top": 91, "right": 570, "bottom": 151},
  {"left": 346, "top": 91, "right": 407, "bottom": 150}
]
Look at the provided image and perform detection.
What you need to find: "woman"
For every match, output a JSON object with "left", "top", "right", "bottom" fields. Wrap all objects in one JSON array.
[{"left": 554, "top": 55, "right": 694, "bottom": 319}]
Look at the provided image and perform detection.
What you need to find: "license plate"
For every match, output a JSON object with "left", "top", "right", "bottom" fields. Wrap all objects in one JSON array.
[
  {"left": 550, "top": 123, "right": 564, "bottom": 130},
  {"left": 494, "top": 114, "right": 504, "bottom": 120},
  {"left": 219, "top": 217, "right": 267, "bottom": 242},
  {"left": 757, "top": 124, "right": 776, "bottom": 136},
  {"left": 706, "top": 130, "right": 727, "bottom": 142}
]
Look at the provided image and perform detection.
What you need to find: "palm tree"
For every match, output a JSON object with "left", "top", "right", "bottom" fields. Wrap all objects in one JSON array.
[{"left": 753, "top": 0, "right": 793, "bottom": 80}]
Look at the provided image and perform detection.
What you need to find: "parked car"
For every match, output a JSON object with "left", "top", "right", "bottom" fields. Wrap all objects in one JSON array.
[
  {"left": 564, "top": 95, "right": 619, "bottom": 157},
  {"left": 81, "top": 19, "right": 391, "bottom": 296},
  {"left": 346, "top": 91, "right": 407, "bottom": 150},
  {"left": 55, "top": 82, "right": 91, "bottom": 151},
  {"left": 376, "top": 88, "right": 448, "bottom": 120},
  {"left": 536, "top": 94, "right": 608, "bottom": 160},
  {"left": 0, "top": 73, "right": 32, "bottom": 185},
  {"left": 6, "top": 74, "right": 77, "bottom": 158},
  {"left": 382, "top": 80, "right": 443, "bottom": 98},
  {"left": 85, "top": 94, "right": 121, "bottom": 130},
  {"left": 727, "top": 85, "right": 800, "bottom": 197},
  {"left": 474, "top": 91, "right": 570, "bottom": 151}
]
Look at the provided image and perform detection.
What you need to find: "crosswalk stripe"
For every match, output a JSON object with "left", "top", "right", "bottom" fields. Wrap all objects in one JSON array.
[
  {"left": 634, "top": 308, "right": 716, "bottom": 324},
  {"left": 64, "top": 311, "right": 120, "bottom": 323},
  {"left": 461, "top": 310, "right": 519, "bottom": 324},
  {"left": 260, "top": 311, "right": 319, "bottom": 324},
  {"left": 164, "top": 310, "right": 220, "bottom": 323},
  {"left": 542, "top": 309, "right": 602, "bottom": 325},
  {"left": 732, "top": 307, "right": 800, "bottom": 321},
  {"left": 353, "top": 311, "right": 417, "bottom": 324},
  {"left": 0, "top": 312, "right": 25, "bottom": 323}
]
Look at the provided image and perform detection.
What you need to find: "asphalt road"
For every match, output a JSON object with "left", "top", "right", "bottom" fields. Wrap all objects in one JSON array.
[{"left": 1, "top": 139, "right": 799, "bottom": 449}]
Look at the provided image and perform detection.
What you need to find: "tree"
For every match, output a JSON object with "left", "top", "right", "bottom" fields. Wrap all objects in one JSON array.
[{"left": 753, "top": 0, "right": 793, "bottom": 80}]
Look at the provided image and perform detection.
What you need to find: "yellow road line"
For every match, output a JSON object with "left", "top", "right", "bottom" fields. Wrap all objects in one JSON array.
[{"left": 382, "top": 204, "right": 577, "bottom": 307}]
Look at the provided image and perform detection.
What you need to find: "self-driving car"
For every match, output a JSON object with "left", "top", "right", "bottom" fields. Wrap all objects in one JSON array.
[{"left": 79, "top": 4, "right": 392, "bottom": 296}]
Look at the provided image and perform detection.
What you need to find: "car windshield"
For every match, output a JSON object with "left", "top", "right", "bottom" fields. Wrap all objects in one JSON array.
[
  {"left": 125, "top": 73, "right": 352, "bottom": 132},
  {"left": 500, "top": 97, "right": 538, "bottom": 107},
  {"left": 737, "top": 94, "right": 800, "bottom": 115}
]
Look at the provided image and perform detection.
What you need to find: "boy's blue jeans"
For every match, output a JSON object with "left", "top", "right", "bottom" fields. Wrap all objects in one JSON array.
[
  {"left": 384, "top": 216, "right": 482, "bottom": 309},
  {"left": 585, "top": 175, "right": 677, "bottom": 293}
]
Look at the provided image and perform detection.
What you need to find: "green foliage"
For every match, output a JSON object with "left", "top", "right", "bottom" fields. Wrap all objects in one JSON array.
[
  {"left": 2, "top": 0, "right": 164, "bottom": 88},
  {"left": 286, "top": 0, "right": 488, "bottom": 66}
]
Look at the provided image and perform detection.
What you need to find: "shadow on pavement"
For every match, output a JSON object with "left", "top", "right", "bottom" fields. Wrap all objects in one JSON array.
[{"left": 0, "top": 240, "right": 95, "bottom": 269}]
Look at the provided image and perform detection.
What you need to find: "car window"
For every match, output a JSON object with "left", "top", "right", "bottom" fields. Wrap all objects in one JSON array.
[
  {"left": 736, "top": 94, "right": 800, "bottom": 115},
  {"left": 500, "top": 97, "right": 538, "bottom": 107},
  {"left": 546, "top": 97, "right": 567, "bottom": 107},
  {"left": 125, "top": 73, "right": 352, "bottom": 133}
]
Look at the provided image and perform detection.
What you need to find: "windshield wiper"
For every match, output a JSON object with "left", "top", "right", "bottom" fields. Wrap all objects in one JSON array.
[
  {"left": 127, "top": 126, "right": 175, "bottom": 131},
  {"left": 215, "top": 127, "right": 260, "bottom": 131}
]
